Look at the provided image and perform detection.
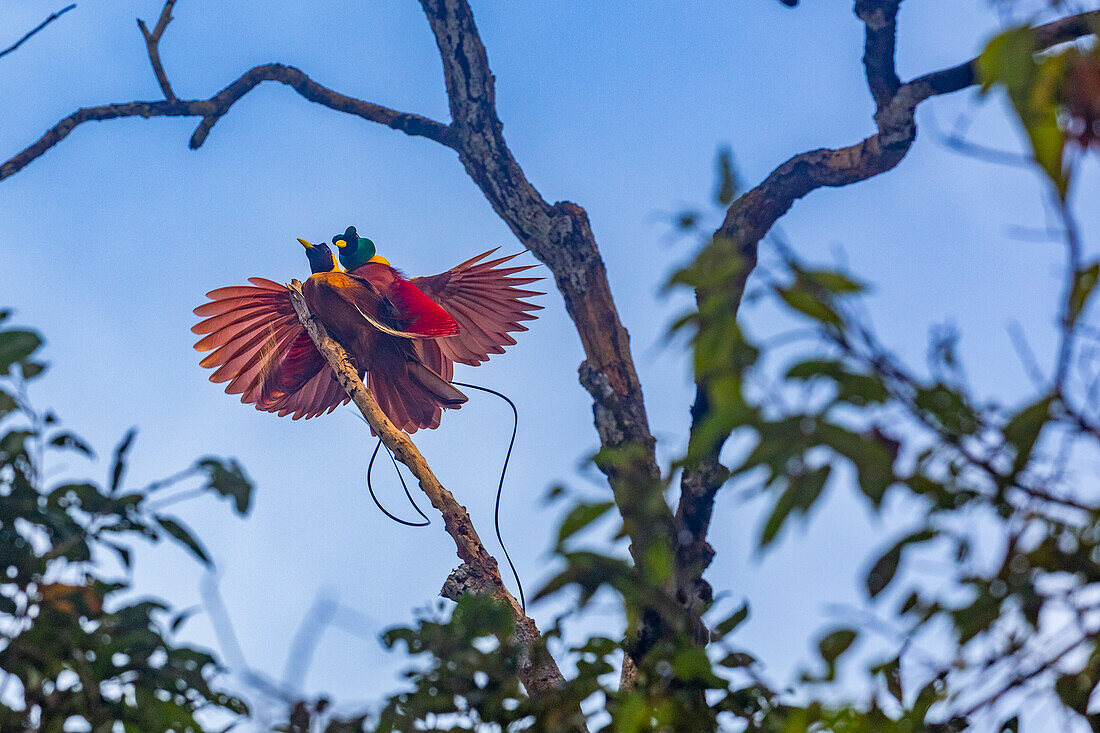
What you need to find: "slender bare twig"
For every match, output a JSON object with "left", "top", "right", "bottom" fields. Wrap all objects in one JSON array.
[
  {"left": 137, "top": 0, "right": 178, "bottom": 101},
  {"left": 1008, "top": 322, "right": 1048, "bottom": 388},
  {"left": 0, "top": 4, "right": 76, "bottom": 61}
]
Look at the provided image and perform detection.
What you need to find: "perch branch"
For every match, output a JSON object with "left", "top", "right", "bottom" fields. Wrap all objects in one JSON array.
[
  {"left": 0, "top": 4, "right": 76, "bottom": 61},
  {"left": 285, "top": 282, "right": 581, "bottom": 719},
  {"left": 672, "top": 4, "right": 1100, "bottom": 621}
]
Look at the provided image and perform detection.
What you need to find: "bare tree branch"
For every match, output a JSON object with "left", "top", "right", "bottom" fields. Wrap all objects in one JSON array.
[
  {"left": 284, "top": 282, "right": 582, "bottom": 722},
  {"left": 0, "top": 4, "right": 76, "bottom": 61},
  {"left": 137, "top": 0, "right": 178, "bottom": 102},
  {"left": 0, "top": 62, "right": 453, "bottom": 181},
  {"left": 672, "top": 4, "right": 1100, "bottom": 622}
]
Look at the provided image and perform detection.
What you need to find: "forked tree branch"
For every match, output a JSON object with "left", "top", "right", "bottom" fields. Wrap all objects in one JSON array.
[
  {"left": 672, "top": 3, "right": 1100, "bottom": 618},
  {"left": 285, "top": 282, "right": 582, "bottom": 723},
  {"left": 0, "top": 63, "right": 453, "bottom": 181}
]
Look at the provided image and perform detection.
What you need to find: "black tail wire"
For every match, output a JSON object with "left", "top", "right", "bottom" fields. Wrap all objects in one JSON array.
[{"left": 362, "top": 381, "right": 525, "bottom": 612}]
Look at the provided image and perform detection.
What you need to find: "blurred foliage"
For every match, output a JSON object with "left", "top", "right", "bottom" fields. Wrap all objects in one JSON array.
[
  {"left": 979, "top": 18, "right": 1100, "bottom": 197},
  {"left": 0, "top": 315, "right": 254, "bottom": 731}
]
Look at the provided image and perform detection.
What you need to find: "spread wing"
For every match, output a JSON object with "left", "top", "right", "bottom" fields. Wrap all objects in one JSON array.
[
  {"left": 192, "top": 277, "right": 349, "bottom": 419},
  {"left": 411, "top": 249, "right": 543, "bottom": 369}
]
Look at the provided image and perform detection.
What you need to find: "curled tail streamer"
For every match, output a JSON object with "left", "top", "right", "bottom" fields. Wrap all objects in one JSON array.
[{"left": 360, "top": 381, "right": 525, "bottom": 612}]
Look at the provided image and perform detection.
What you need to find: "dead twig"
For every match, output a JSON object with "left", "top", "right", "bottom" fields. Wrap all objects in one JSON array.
[{"left": 0, "top": 4, "right": 76, "bottom": 61}]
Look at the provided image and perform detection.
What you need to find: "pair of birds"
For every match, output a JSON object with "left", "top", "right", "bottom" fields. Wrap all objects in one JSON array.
[{"left": 193, "top": 227, "right": 542, "bottom": 432}]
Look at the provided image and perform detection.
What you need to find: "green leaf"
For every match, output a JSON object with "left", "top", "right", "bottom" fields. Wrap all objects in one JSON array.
[
  {"left": 718, "top": 651, "right": 756, "bottom": 668},
  {"left": 866, "top": 529, "right": 935, "bottom": 598},
  {"left": 0, "top": 329, "right": 43, "bottom": 374},
  {"left": 1003, "top": 394, "right": 1053, "bottom": 474},
  {"left": 1055, "top": 671, "right": 1092, "bottom": 715},
  {"left": 713, "top": 600, "right": 750, "bottom": 636},
  {"left": 799, "top": 269, "right": 867, "bottom": 295},
  {"left": 49, "top": 431, "right": 95, "bottom": 458},
  {"left": 170, "top": 606, "right": 200, "bottom": 634},
  {"left": 0, "top": 389, "right": 17, "bottom": 419},
  {"left": 785, "top": 359, "right": 844, "bottom": 380},
  {"left": 776, "top": 286, "right": 842, "bottom": 327},
  {"left": 817, "top": 423, "right": 897, "bottom": 505},
  {"left": 882, "top": 657, "right": 903, "bottom": 703},
  {"left": 714, "top": 146, "right": 740, "bottom": 206},
  {"left": 915, "top": 383, "right": 979, "bottom": 435},
  {"left": 1028, "top": 53, "right": 1069, "bottom": 197},
  {"left": 156, "top": 515, "right": 213, "bottom": 567},
  {"left": 556, "top": 501, "right": 615, "bottom": 545},
  {"left": 1069, "top": 261, "right": 1100, "bottom": 324},
  {"left": 672, "top": 646, "right": 724, "bottom": 687},
  {"left": 111, "top": 428, "right": 138, "bottom": 492},
  {"left": 818, "top": 628, "right": 857, "bottom": 664},
  {"left": 759, "top": 465, "right": 831, "bottom": 548},
  {"left": 196, "top": 457, "right": 254, "bottom": 516},
  {"left": 978, "top": 26, "right": 1069, "bottom": 196},
  {"left": 785, "top": 359, "right": 888, "bottom": 406},
  {"left": 978, "top": 26, "right": 1035, "bottom": 96},
  {"left": 20, "top": 361, "right": 46, "bottom": 379}
]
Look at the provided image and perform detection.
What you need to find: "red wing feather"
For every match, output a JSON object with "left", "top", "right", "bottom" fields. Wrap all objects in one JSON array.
[
  {"left": 193, "top": 280, "right": 347, "bottom": 419},
  {"left": 411, "top": 249, "right": 543, "bottom": 369},
  {"left": 385, "top": 276, "right": 461, "bottom": 337}
]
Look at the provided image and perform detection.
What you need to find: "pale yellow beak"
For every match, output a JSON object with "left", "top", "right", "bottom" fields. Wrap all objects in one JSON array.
[
  {"left": 333, "top": 238, "right": 348, "bottom": 249},
  {"left": 297, "top": 238, "right": 315, "bottom": 249}
]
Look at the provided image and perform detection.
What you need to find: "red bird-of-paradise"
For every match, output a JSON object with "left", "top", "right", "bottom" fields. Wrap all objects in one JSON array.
[{"left": 192, "top": 227, "right": 542, "bottom": 432}]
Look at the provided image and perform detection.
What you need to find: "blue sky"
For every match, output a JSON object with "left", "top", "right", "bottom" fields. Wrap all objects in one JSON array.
[{"left": 3, "top": 0, "right": 1099, "bottom": 725}]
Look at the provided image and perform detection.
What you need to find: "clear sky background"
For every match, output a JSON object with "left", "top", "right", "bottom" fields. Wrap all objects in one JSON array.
[{"left": 3, "top": 0, "right": 1100, "bottom": 726}]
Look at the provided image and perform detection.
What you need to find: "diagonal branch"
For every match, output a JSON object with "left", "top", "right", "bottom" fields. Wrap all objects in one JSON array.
[
  {"left": 0, "top": 4, "right": 76, "bottom": 61},
  {"left": 285, "top": 282, "right": 582, "bottom": 722},
  {"left": 137, "top": 0, "right": 178, "bottom": 101},
  {"left": 672, "top": 5, "right": 1100, "bottom": 622}
]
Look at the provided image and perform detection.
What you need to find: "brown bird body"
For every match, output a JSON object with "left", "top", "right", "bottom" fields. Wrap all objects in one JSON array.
[{"left": 193, "top": 248, "right": 541, "bottom": 432}]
